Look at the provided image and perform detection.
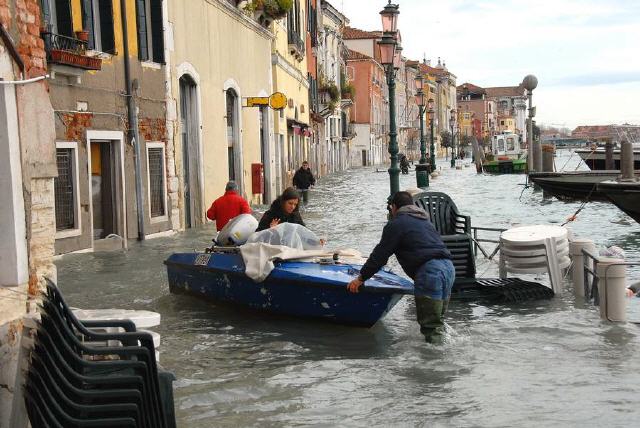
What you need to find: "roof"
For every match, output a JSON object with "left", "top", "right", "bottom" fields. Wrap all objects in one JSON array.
[
  {"left": 343, "top": 26, "right": 382, "bottom": 40},
  {"left": 457, "top": 82, "right": 485, "bottom": 95},
  {"left": 484, "top": 86, "right": 525, "bottom": 97},
  {"left": 344, "top": 48, "right": 373, "bottom": 61}
]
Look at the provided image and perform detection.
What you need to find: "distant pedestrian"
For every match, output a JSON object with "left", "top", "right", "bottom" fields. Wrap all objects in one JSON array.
[
  {"left": 206, "top": 181, "right": 251, "bottom": 231},
  {"left": 256, "top": 187, "right": 305, "bottom": 232},
  {"left": 347, "top": 191, "right": 455, "bottom": 343},
  {"left": 293, "top": 161, "right": 315, "bottom": 205}
]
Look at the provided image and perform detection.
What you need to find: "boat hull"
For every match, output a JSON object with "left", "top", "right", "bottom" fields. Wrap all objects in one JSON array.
[
  {"left": 597, "top": 181, "right": 640, "bottom": 224},
  {"left": 165, "top": 252, "right": 412, "bottom": 327},
  {"left": 576, "top": 149, "right": 640, "bottom": 170},
  {"left": 528, "top": 171, "right": 622, "bottom": 201},
  {"left": 483, "top": 158, "right": 527, "bottom": 174}
]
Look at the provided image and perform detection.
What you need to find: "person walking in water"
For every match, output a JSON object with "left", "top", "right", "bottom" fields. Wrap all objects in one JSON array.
[
  {"left": 292, "top": 161, "right": 316, "bottom": 206},
  {"left": 206, "top": 181, "right": 251, "bottom": 231},
  {"left": 346, "top": 191, "right": 455, "bottom": 343}
]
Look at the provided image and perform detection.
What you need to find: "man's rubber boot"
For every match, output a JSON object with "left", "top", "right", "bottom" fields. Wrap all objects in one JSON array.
[{"left": 415, "top": 296, "right": 444, "bottom": 344}]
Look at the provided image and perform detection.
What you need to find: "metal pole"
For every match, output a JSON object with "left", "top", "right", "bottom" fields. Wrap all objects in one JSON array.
[
  {"left": 419, "top": 105, "right": 426, "bottom": 164},
  {"left": 120, "top": 0, "right": 145, "bottom": 240},
  {"left": 415, "top": 103, "right": 429, "bottom": 188},
  {"left": 450, "top": 124, "right": 456, "bottom": 168},
  {"left": 430, "top": 115, "right": 436, "bottom": 170},
  {"left": 527, "top": 89, "right": 534, "bottom": 172},
  {"left": 387, "top": 65, "right": 400, "bottom": 199}
]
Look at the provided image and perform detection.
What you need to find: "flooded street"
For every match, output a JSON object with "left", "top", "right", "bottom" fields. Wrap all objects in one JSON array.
[{"left": 57, "top": 150, "right": 640, "bottom": 427}]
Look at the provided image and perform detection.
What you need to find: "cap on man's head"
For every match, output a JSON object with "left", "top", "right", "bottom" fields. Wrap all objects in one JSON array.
[{"left": 225, "top": 181, "right": 238, "bottom": 191}]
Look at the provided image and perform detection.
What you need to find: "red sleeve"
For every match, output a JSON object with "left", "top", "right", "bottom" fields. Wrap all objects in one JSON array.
[
  {"left": 240, "top": 198, "right": 251, "bottom": 214},
  {"left": 206, "top": 201, "right": 216, "bottom": 221}
]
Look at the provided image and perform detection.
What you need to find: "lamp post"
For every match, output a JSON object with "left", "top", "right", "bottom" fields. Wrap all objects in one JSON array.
[
  {"left": 428, "top": 98, "right": 436, "bottom": 171},
  {"left": 414, "top": 72, "right": 429, "bottom": 188},
  {"left": 449, "top": 109, "right": 456, "bottom": 168},
  {"left": 522, "top": 74, "right": 538, "bottom": 172},
  {"left": 377, "top": 0, "right": 400, "bottom": 200}
]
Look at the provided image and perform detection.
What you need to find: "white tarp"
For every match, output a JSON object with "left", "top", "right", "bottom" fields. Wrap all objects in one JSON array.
[{"left": 240, "top": 224, "right": 365, "bottom": 282}]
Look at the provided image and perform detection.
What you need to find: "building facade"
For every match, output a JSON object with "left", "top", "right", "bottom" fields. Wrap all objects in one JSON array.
[
  {"left": 169, "top": 0, "right": 275, "bottom": 227},
  {"left": 41, "top": 0, "right": 175, "bottom": 254}
]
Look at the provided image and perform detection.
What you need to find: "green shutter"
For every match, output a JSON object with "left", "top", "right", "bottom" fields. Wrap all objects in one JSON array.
[
  {"left": 136, "top": 0, "right": 149, "bottom": 61},
  {"left": 99, "top": 0, "right": 115, "bottom": 54},
  {"left": 150, "top": 0, "right": 164, "bottom": 63}
]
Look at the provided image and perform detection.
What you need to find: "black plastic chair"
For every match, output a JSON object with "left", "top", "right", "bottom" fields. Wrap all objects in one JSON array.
[{"left": 413, "top": 191, "right": 476, "bottom": 279}]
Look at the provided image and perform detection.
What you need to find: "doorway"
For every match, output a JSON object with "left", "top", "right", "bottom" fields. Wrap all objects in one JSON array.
[
  {"left": 180, "top": 75, "right": 202, "bottom": 229},
  {"left": 90, "top": 141, "right": 117, "bottom": 239},
  {"left": 362, "top": 150, "right": 367, "bottom": 166}
]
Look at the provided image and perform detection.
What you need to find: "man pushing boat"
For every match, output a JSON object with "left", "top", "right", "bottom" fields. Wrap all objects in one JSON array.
[{"left": 347, "top": 191, "right": 455, "bottom": 343}]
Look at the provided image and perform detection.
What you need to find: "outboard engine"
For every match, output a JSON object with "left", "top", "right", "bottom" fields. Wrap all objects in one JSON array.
[{"left": 216, "top": 214, "right": 258, "bottom": 246}]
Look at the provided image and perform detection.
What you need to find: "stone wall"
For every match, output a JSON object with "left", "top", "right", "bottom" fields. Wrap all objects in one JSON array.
[{"left": 0, "top": 0, "right": 56, "bottom": 425}]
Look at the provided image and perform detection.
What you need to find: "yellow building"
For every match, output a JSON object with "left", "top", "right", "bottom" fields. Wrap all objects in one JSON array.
[
  {"left": 168, "top": 0, "right": 276, "bottom": 229},
  {"left": 270, "top": 0, "right": 311, "bottom": 193}
]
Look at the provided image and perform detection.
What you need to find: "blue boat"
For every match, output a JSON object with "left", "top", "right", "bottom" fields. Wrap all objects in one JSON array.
[{"left": 164, "top": 251, "right": 414, "bottom": 327}]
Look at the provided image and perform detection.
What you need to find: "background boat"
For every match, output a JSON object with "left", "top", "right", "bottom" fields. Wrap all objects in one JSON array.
[
  {"left": 576, "top": 147, "right": 640, "bottom": 170},
  {"left": 528, "top": 170, "right": 624, "bottom": 201},
  {"left": 597, "top": 180, "right": 640, "bottom": 224}
]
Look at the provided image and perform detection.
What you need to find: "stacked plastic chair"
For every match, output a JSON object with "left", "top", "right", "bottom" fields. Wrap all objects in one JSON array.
[
  {"left": 413, "top": 191, "right": 555, "bottom": 302},
  {"left": 24, "top": 279, "right": 176, "bottom": 428},
  {"left": 499, "top": 225, "right": 571, "bottom": 294}
]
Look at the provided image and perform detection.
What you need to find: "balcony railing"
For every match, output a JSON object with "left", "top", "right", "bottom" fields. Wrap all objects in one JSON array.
[{"left": 41, "top": 31, "right": 102, "bottom": 70}]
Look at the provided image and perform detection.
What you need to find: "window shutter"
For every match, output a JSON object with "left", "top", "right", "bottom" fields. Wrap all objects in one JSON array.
[
  {"left": 55, "top": 0, "right": 73, "bottom": 37},
  {"left": 135, "top": 0, "right": 149, "bottom": 61},
  {"left": 41, "top": 0, "right": 52, "bottom": 30},
  {"left": 150, "top": 0, "right": 164, "bottom": 63},
  {"left": 99, "top": 0, "right": 115, "bottom": 54},
  {"left": 80, "top": 0, "right": 95, "bottom": 49}
]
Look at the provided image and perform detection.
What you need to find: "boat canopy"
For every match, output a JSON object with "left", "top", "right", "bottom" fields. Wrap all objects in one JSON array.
[{"left": 247, "top": 223, "right": 322, "bottom": 251}]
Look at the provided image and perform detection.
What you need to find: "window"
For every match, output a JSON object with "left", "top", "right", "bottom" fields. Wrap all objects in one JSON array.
[
  {"left": 226, "top": 89, "right": 238, "bottom": 181},
  {"left": 81, "top": 0, "right": 115, "bottom": 53},
  {"left": 136, "top": 0, "right": 165, "bottom": 63},
  {"left": 146, "top": 142, "right": 167, "bottom": 221},
  {"left": 54, "top": 142, "right": 81, "bottom": 237},
  {"left": 501, "top": 120, "right": 505, "bottom": 126},
  {"left": 40, "top": 0, "right": 74, "bottom": 36}
]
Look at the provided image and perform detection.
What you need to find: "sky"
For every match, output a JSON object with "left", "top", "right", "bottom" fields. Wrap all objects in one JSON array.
[{"left": 337, "top": 0, "right": 640, "bottom": 129}]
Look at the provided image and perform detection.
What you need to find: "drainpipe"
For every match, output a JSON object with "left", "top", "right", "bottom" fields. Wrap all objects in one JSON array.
[{"left": 120, "top": 0, "right": 145, "bottom": 240}]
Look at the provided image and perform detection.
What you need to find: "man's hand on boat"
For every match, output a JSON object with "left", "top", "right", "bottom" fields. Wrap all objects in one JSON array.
[{"left": 347, "top": 276, "right": 364, "bottom": 293}]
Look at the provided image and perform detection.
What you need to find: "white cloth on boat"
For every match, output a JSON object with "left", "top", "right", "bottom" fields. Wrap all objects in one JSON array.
[
  {"left": 240, "top": 242, "right": 365, "bottom": 282},
  {"left": 247, "top": 223, "right": 323, "bottom": 250}
]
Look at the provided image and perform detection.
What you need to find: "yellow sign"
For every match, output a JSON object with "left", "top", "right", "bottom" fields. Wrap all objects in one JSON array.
[
  {"left": 246, "top": 97, "right": 269, "bottom": 107},
  {"left": 269, "top": 92, "right": 287, "bottom": 110},
  {"left": 245, "top": 92, "right": 287, "bottom": 110}
]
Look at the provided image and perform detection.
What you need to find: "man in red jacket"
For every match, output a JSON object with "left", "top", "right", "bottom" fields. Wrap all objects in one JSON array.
[{"left": 206, "top": 181, "right": 251, "bottom": 231}]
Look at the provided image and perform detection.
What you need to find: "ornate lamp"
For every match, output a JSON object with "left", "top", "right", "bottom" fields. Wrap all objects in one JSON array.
[{"left": 380, "top": 1, "right": 399, "bottom": 33}]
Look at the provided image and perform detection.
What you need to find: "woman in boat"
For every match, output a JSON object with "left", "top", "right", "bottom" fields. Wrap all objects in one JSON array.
[{"left": 256, "top": 187, "right": 305, "bottom": 232}]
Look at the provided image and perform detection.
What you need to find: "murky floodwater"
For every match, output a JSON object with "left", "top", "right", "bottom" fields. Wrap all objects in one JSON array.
[{"left": 57, "top": 150, "right": 640, "bottom": 427}]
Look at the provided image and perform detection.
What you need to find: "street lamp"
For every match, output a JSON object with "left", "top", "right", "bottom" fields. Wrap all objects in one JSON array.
[
  {"left": 522, "top": 74, "right": 539, "bottom": 172},
  {"left": 377, "top": 1, "right": 400, "bottom": 200},
  {"left": 449, "top": 109, "right": 456, "bottom": 168},
  {"left": 428, "top": 98, "right": 436, "bottom": 170},
  {"left": 414, "top": 72, "right": 429, "bottom": 188}
]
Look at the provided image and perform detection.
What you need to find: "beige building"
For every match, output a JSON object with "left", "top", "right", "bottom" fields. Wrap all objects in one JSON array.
[
  {"left": 168, "top": 0, "right": 276, "bottom": 226},
  {"left": 271, "top": 0, "right": 311, "bottom": 193}
]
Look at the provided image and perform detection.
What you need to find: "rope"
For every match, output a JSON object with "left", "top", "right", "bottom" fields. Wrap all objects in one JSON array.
[{"left": 561, "top": 182, "right": 597, "bottom": 226}]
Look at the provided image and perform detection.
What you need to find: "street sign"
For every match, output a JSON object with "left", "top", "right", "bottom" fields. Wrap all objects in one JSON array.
[
  {"left": 244, "top": 92, "right": 287, "bottom": 110},
  {"left": 269, "top": 92, "right": 287, "bottom": 110}
]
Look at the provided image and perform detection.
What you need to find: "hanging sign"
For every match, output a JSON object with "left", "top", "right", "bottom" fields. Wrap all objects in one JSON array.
[{"left": 244, "top": 92, "right": 288, "bottom": 110}]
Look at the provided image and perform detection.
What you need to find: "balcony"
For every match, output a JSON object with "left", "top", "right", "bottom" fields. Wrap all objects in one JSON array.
[
  {"left": 41, "top": 31, "right": 102, "bottom": 70},
  {"left": 287, "top": 31, "right": 305, "bottom": 61},
  {"left": 343, "top": 122, "right": 357, "bottom": 139}
]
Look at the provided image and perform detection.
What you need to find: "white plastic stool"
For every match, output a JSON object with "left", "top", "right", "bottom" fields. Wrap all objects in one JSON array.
[{"left": 499, "top": 225, "right": 570, "bottom": 294}]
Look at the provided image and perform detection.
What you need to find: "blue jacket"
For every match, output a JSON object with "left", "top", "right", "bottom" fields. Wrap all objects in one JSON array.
[{"left": 360, "top": 206, "right": 451, "bottom": 281}]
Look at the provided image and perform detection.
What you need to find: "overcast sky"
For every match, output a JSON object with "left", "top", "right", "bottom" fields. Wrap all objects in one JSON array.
[{"left": 337, "top": 0, "right": 640, "bottom": 129}]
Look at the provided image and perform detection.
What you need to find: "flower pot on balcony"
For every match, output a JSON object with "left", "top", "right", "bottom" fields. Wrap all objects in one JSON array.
[{"left": 75, "top": 30, "right": 89, "bottom": 42}]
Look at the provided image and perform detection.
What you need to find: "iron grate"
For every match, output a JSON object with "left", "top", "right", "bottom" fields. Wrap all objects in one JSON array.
[
  {"left": 148, "top": 147, "right": 165, "bottom": 218},
  {"left": 54, "top": 148, "right": 75, "bottom": 230}
]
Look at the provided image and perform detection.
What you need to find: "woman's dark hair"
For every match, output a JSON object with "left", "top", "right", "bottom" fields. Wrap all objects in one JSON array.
[
  {"left": 391, "top": 191, "right": 414, "bottom": 209},
  {"left": 270, "top": 187, "right": 301, "bottom": 212}
]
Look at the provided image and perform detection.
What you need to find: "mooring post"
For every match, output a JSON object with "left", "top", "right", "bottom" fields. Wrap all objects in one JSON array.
[
  {"left": 596, "top": 258, "right": 627, "bottom": 322},
  {"left": 569, "top": 239, "right": 596, "bottom": 298},
  {"left": 619, "top": 139, "right": 635, "bottom": 181},
  {"left": 605, "top": 140, "right": 615, "bottom": 170}
]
